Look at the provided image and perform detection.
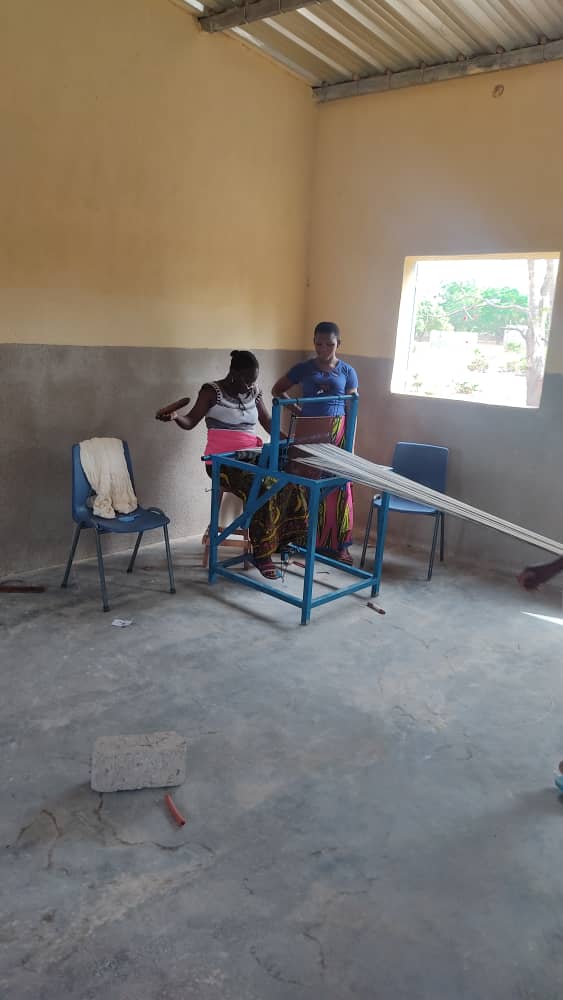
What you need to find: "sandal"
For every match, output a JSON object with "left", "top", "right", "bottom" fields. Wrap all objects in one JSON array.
[
  {"left": 254, "top": 557, "right": 282, "bottom": 580},
  {"left": 336, "top": 549, "right": 354, "bottom": 566}
]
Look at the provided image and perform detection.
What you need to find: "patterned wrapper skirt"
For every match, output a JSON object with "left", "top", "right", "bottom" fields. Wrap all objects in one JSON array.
[
  {"left": 213, "top": 466, "right": 305, "bottom": 560},
  {"left": 315, "top": 415, "right": 353, "bottom": 554},
  {"left": 212, "top": 415, "right": 353, "bottom": 560}
]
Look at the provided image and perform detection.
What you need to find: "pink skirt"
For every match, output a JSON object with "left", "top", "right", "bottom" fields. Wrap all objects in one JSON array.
[{"left": 204, "top": 429, "right": 263, "bottom": 465}]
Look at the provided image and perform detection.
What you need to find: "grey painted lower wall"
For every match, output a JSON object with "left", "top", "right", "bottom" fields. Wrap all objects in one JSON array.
[
  {"left": 0, "top": 344, "right": 302, "bottom": 575},
  {"left": 2, "top": 346, "right": 561, "bottom": 576},
  {"left": 350, "top": 355, "right": 563, "bottom": 573}
]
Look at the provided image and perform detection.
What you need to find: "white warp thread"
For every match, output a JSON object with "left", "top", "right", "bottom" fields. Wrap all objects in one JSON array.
[{"left": 297, "top": 443, "right": 563, "bottom": 557}]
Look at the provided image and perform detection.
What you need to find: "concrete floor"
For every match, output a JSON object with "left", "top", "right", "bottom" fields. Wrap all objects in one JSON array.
[{"left": 2, "top": 539, "right": 563, "bottom": 999}]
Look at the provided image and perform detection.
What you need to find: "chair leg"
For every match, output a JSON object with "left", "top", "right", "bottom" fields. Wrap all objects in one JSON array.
[
  {"left": 163, "top": 524, "right": 176, "bottom": 594},
  {"left": 439, "top": 513, "right": 445, "bottom": 562},
  {"left": 61, "top": 524, "right": 82, "bottom": 588},
  {"left": 427, "top": 513, "right": 440, "bottom": 581},
  {"left": 360, "top": 500, "right": 375, "bottom": 569},
  {"left": 127, "top": 532, "right": 144, "bottom": 573},
  {"left": 94, "top": 531, "right": 110, "bottom": 612}
]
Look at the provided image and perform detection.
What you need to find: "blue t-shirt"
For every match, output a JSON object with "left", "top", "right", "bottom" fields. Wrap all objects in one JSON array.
[{"left": 286, "top": 358, "right": 358, "bottom": 416}]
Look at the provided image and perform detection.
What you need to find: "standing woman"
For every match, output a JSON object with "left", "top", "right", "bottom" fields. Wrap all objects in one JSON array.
[{"left": 272, "top": 322, "right": 358, "bottom": 564}]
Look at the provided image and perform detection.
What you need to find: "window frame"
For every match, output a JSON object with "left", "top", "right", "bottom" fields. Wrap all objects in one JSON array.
[{"left": 391, "top": 252, "right": 560, "bottom": 409}]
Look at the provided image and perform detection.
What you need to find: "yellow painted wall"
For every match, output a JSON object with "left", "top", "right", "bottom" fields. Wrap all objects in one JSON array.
[
  {"left": 308, "top": 62, "right": 563, "bottom": 374},
  {"left": 0, "top": 0, "right": 315, "bottom": 350}
]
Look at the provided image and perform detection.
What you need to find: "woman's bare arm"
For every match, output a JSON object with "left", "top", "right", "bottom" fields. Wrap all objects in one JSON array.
[
  {"left": 271, "top": 374, "right": 294, "bottom": 398},
  {"left": 256, "top": 395, "right": 272, "bottom": 434},
  {"left": 155, "top": 387, "right": 215, "bottom": 430},
  {"left": 346, "top": 383, "right": 359, "bottom": 450},
  {"left": 272, "top": 374, "right": 302, "bottom": 420}
]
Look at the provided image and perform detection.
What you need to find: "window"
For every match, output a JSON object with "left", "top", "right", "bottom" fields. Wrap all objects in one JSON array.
[{"left": 391, "top": 253, "right": 560, "bottom": 408}]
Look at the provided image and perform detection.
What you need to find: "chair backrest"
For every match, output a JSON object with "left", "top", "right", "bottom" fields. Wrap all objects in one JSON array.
[
  {"left": 392, "top": 442, "right": 448, "bottom": 493},
  {"left": 71, "top": 440, "right": 135, "bottom": 523}
]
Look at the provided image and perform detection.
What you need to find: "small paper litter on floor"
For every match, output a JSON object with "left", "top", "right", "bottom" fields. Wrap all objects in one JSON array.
[{"left": 111, "top": 618, "right": 133, "bottom": 628}]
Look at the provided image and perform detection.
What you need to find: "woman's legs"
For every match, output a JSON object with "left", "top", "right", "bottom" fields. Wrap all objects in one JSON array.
[
  {"left": 215, "top": 466, "right": 308, "bottom": 578},
  {"left": 248, "top": 480, "right": 308, "bottom": 563},
  {"left": 316, "top": 416, "right": 354, "bottom": 560},
  {"left": 317, "top": 484, "right": 354, "bottom": 560}
]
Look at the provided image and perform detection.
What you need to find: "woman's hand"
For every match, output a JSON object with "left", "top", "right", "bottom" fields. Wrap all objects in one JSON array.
[
  {"left": 274, "top": 394, "right": 302, "bottom": 417},
  {"left": 517, "top": 557, "right": 563, "bottom": 590},
  {"left": 518, "top": 567, "right": 541, "bottom": 590}
]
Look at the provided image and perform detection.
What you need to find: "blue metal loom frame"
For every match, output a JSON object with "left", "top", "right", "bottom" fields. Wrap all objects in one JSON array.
[{"left": 206, "top": 395, "right": 381, "bottom": 624}]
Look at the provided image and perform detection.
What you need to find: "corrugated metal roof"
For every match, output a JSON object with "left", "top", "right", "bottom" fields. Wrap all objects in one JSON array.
[{"left": 194, "top": 0, "right": 563, "bottom": 89}]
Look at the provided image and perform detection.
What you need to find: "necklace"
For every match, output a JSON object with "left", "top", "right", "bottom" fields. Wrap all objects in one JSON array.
[{"left": 225, "top": 381, "right": 253, "bottom": 411}]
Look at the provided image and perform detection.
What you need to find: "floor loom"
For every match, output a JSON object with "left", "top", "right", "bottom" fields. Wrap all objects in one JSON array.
[
  {"left": 207, "top": 394, "right": 377, "bottom": 625},
  {"left": 207, "top": 402, "right": 563, "bottom": 624}
]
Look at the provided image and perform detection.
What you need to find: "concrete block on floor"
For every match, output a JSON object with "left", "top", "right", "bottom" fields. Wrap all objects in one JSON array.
[{"left": 91, "top": 731, "right": 187, "bottom": 792}]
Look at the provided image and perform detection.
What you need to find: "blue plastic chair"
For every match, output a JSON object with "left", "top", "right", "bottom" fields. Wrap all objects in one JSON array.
[
  {"left": 61, "top": 441, "right": 175, "bottom": 611},
  {"left": 360, "top": 442, "right": 449, "bottom": 586}
]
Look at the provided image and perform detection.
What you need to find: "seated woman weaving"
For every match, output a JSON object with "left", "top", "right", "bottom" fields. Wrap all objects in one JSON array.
[{"left": 156, "top": 350, "right": 308, "bottom": 580}]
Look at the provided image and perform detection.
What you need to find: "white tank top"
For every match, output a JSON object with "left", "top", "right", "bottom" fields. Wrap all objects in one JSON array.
[{"left": 204, "top": 382, "right": 261, "bottom": 431}]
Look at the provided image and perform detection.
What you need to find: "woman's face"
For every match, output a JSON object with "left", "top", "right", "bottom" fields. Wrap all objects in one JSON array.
[
  {"left": 230, "top": 365, "right": 258, "bottom": 393},
  {"left": 314, "top": 332, "right": 339, "bottom": 363}
]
